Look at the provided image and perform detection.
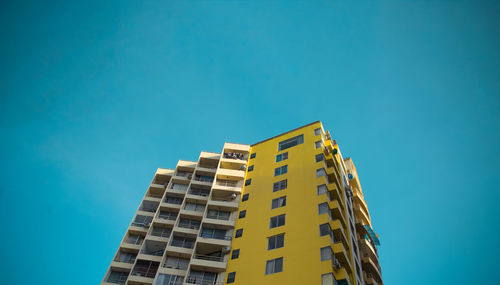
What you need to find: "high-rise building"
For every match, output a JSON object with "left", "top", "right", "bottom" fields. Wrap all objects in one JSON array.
[{"left": 102, "top": 121, "right": 383, "bottom": 285}]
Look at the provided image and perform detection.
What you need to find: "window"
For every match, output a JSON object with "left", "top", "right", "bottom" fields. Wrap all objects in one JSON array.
[
  {"left": 265, "top": 257, "right": 283, "bottom": 275},
  {"left": 275, "top": 152, "right": 288, "bottom": 162},
  {"left": 315, "top": 141, "right": 323, "bottom": 149},
  {"left": 242, "top": 193, "right": 249, "bottom": 202},
  {"left": 274, "top": 165, "right": 288, "bottom": 176},
  {"left": 270, "top": 214, "right": 286, "bottom": 228},
  {"left": 315, "top": 154, "right": 324, "bottom": 162},
  {"left": 320, "top": 246, "right": 333, "bottom": 261},
  {"left": 125, "top": 233, "right": 144, "bottom": 245},
  {"left": 239, "top": 210, "right": 246, "bottom": 219},
  {"left": 317, "top": 184, "right": 328, "bottom": 195},
  {"left": 245, "top": 179, "right": 252, "bottom": 186},
  {"left": 132, "top": 215, "right": 153, "bottom": 227},
  {"left": 250, "top": 153, "right": 256, "bottom": 159},
  {"left": 247, "top": 165, "right": 254, "bottom": 172},
  {"left": 107, "top": 271, "right": 129, "bottom": 284},
  {"left": 319, "top": 223, "right": 332, "bottom": 237},
  {"left": 268, "top": 234, "right": 285, "bottom": 250},
  {"left": 278, "top": 134, "right": 304, "bottom": 151},
  {"left": 314, "top": 128, "right": 322, "bottom": 136},
  {"left": 231, "top": 249, "right": 240, "bottom": 259},
  {"left": 273, "top": 179, "right": 287, "bottom": 192},
  {"left": 318, "top": 202, "right": 329, "bottom": 215},
  {"left": 271, "top": 196, "right": 286, "bottom": 209},
  {"left": 321, "top": 273, "right": 335, "bottom": 285},
  {"left": 316, "top": 168, "right": 327, "bottom": 177},
  {"left": 235, "top": 228, "right": 243, "bottom": 238},
  {"left": 227, "top": 272, "right": 236, "bottom": 283},
  {"left": 164, "top": 256, "right": 189, "bottom": 270},
  {"left": 184, "top": 202, "right": 205, "bottom": 212},
  {"left": 155, "top": 273, "right": 184, "bottom": 285}
]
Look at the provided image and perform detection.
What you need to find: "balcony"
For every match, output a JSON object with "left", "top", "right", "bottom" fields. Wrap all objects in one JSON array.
[
  {"left": 212, "top": 179, "right": 242, "bottom": 194},
  {"left": 157, "top": 210, "right": 178, "bottom": 222},
  {"left": 139, "top": 200, "right": 159, "bottom": 214},
  {"left": 139, "top": 240, "right": 166, "bottom": 261},
  {"left": 190, "top": 254, "right": 226, "bottom": 272},
  {"left": 198, "top": 228, "right": 231, "bottom": 246},
  {"left": 181, "top": 202, "right": 206, "bottom": 218},
  {"left": 105, "top": 270, "right": 129, "bottom": 285},
  {"left": 362, "top": 255, "right": 383, "bottom": 284},
  {"left": 329, "top": 201, "right": 347, "bottom": 229},
  {"left": 168, "top": 182, "right": 189, "bottom": 193},
  {"left": 185, "top": 270, "right": 222, "bottom": 285},
  {"left": 131, "top": 215, "right": 153, "bottom": 232},
  {"left": 353, "top": 202, "right": 371, "bottom": 226},
  {"left": 333, "top": 268, "right": 352, "bottom": 285},
  {"left": 162, "top": 196, "right": 183, "bottom": 210},
  {"left": 177, "top": 218, "right": 201, "bottom": 231},
  {"left": 192, "top": 175, "right": 215, "bottom": 186},
  {"left": 327, "top": 183, "right": 344, "bottom": 211},
  {"left": 130, "top": 260, "right": 159, "bottom": 282},
  {"left": 150, "top": 226, "right": 172, "bottom": 240},
  {"left": 168, "top": 236, "right": 195, "bottom": 255},
  {"left": 332, "top": 242, "right": 352, "bottom": 274},
  {"left": 203, "top": 209, "right": 235, "bottom": 227},
  {"left": 207, "top": 194, "right": 239, "bottom": 211},
  {"left": 187, "top": 187, "right": 211, "bottom": 200},
  {"left": 216, "top": 168, "right": 245, "bottom": 180}
]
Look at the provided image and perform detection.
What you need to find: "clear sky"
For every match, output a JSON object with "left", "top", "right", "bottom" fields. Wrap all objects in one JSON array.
[{"left": 1, "top": 1, "right": 499, "bottom": 284}]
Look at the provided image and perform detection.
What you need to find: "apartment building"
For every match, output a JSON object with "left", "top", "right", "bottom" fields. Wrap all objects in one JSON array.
[{"left": 102, "top": 121, "right": 382, "bottom": 285}]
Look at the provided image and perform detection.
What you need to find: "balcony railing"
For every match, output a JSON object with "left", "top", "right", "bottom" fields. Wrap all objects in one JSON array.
[
  {"left": 158, "top": 213, "right": 177, "bottom": 220},
  {"left": 178, "top": 221, "right": 201, "bottom": 230},
  {"left": 189, "top": 189, "right": 210, "bottom": 197},
  {"left": 215, "top": 180, "right": 238, "bottom": 187},
  {"left": 185, "top": 277, "right": 223, "bottom": 285},
  {"left": 194, "top": 176, "right": 214, "bottom": 183},
  {"left": 170, "top": 239, "right": 195, "bottom": 249},
  {"left": 206, "top": 212, "right": 231, "bottom": 221},
  {"left": 131, "top": 268, "right": 157, "bottom": 278},
  {"left": 131, "top": 222, "right": 151, "bottom": 228},
  {"left": 223, "top": 152, "right": 245, "bottom": 160},
  {"left": 199, "top": 232, "right": 232, "bottom": 241},
  {"left": 193, "top": 254, "right": 224, "bottom": 262},
  {"left": 141, "top": 249, "right": 165, "bottom": 256}
]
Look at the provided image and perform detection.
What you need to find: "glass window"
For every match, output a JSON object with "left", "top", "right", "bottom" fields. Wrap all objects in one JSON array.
[
  {"left": 321, "top": 273, "right": 335, "bottom": 285},
  {"left": 316, "top": 168, "right": 327, "bottom": 177},
  {"left": 318, "top": 202, "right": 329, "bottom": 215},
  {"left": 319, "top": 223, "right": 331, "bottom": 237},
  {"left": 320, "top": 246, "right": 332, "bottom": 261},
  {"left": 315, "top": 154, "right": 324, "bottom": 162},
  {"left": 107, "top": 271, "right": 129, "bottom": 284},
  {"left": 314, "top": 128, "right": 322, "bottom": 136},
  {"left": 271, "top": 196, "right": 286, "bottom": 209},
  {"left": 276, "top": 152, "right": 288, "bottom": 162},
  {"left": 265, "top": 257, "right": 283, "bottom": 275},
  {"left": 245, "top": 179, "right": 252, "bottom": 186},
  {"left": 317, "top": 184, "right": 328, "bottom": 195},
  {"left": 235, "top": 228, "right": 243, "bottom": 238},
  {"left": 315, "top": 141, "right": 323, "bottom": 149},
  {"left": 268, "top": 234, "right": 285, "bottom": 250},
  {"left": 247, "top": 165, "right": 254, "bottom": 172},
  {"left": 164, "top": 257, "right": 189, "bottom": 270},
  {"left": 239, "top": 210, "right": 246, "bottom": 219},
  {"left": 155, "top": 273, "right": 184, "bottom": 285},
  {"left": 250, "top": 153, "right": 256, "bottom": 159},
  {"left": 274, "top": 165, "right": 288, "bottom": 176},
  {"left": 242, "top": 193, "right": 249, "bottom": 202},
  {"left": 273, "top": 179, "right": 287, "bottom": 192},
  {"left": 278, "top": 134, "right": 304, "bottom": 151},
  {"left": 227, "top": 272, "right": 236, "bottom": 283},
  {"left": 231, "top": 249, "right": 240, "bottom": 259},
  {"left": 270, "top": 214, "right": 286, "bottom": 229}
]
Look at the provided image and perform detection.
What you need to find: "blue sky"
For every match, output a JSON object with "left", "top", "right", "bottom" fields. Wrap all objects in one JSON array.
[{"left": 1, "top": 1, "right": 499, "bottom": 284}]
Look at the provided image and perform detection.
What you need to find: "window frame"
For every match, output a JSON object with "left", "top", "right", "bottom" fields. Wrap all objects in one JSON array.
[
  {"left": 270, "top": 214, "right": 286, "bottom": 229},
  {"left": 273, "top": 179, "right": 287, "bottom": 192},
  {"left": 278, "top": 134, "right": 304, "bottom": 151},
  {"left": 267, "top": 233, "right": 285, "bottom": 250},
  {"left": 271, "top": 196, "right": 287, "bottom": 209},
  {"left": 265, "top": 257, "right": 284, "bottom": 275}
]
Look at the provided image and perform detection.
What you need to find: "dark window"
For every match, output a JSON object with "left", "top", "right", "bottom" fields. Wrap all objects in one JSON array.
[
  {"left": 250, "top": 153, "right": 256, "bottom": 159},
  {"left": 316, "top": 154, "right": 324, "bottom": 162},
  {"left": 231, "top": 249, "right": 240, "bottom": 259},
  {"left": 273, "top": 179, "right": 287, "bottom": 192},
  {"left": 270, "top": 214, "right": 286, "bottom": 229},
  {"left": 268, "top": 234, "right": 285, "bottom": 250},
  {"left": 319, "top": 223, "right": 331, "bottom": 237},
  {"left": 227, "top": 272, "right": 236, "bottom": 283},
  {"left": 235, "top": 229, "right": 243, "bottom": 238},
  {"left": 276, "top": 152, "right": 288, "bottom": 162},
  {"left": 242, "top": 193, "right": 249, "bottom": 202},
  {"left": 239, "top": 210, "right": 246, "bottom": 219},
  {"left": 265, "top": 257, "right": 283, "bottom": 275},
  {"left": 278, "top": 135, "right": 304, "bottom": 151},
  {"left": 245, "top": 179, "right": 252, "bottom": 186},
  {"left": 247, "top": 165, "right": 254, "bottom": 172},
  {"left": 316, "top": 168, "right": 326, "bottom": 177},
  {"left": 317, "top": 184, "right": 328, "bottom": 195},
  {"left": 320, "top": 246, "right": 332, "bottom": 261},
  {"left": 271, "top": 196, "right": 286, "bottom": 209},
  {"left": 314, "top": 128, "right": 322, "bottom": 136},
  {"left": 274, "top": 165, "right": 288, "bottom": 176},
  {"left": 318, "top": 202, "right": 329, "bottom": 215},
  {"left": 315, "top": 141, "right": 323, "bottom": 149}
]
